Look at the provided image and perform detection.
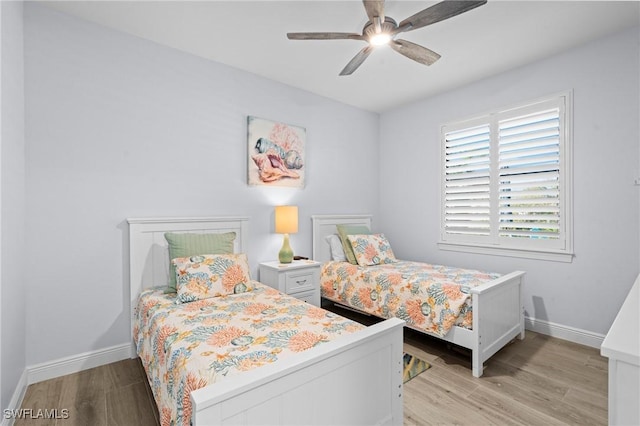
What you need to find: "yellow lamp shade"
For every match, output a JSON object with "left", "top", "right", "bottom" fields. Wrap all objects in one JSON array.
[{"left": 275, "top": 206, "right": 298, "bottom": 234}]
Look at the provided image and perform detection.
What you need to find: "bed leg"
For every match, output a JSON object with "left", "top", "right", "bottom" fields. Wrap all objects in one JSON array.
[
  {"left": 472, "top": 363, "right": 483, "bottom": 378},
  {"left": 472, "top": 353, "right": 483, "bottom": 378}
]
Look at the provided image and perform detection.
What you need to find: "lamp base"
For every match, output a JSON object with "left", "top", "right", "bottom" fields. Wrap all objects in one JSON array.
[{"left": 278, "top": 233, "right": 294, "bottom": 264}]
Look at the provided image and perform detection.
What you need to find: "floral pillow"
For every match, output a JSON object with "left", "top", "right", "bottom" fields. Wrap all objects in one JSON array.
[
  {"left": 346, "top": 234, "right": 397, "bottom": 266},
  {"left": 172, "top": 253, "right": 253, "bottom": 304}
]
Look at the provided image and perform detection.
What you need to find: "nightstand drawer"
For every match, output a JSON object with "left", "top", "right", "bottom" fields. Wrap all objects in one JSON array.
[
  {"left": 285, "top": 271, "right": 315, "bottom": 294},
  {"left": 292, "top": 289, "right": 318, "bottom": 306}
]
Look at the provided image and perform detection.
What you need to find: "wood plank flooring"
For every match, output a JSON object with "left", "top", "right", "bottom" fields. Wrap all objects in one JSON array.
[
  {"left": 17, "top": 306, "right": 607, "bottom": 425},
  {"left": 15, "top": 358, "right": 158, "bottom": 426}
]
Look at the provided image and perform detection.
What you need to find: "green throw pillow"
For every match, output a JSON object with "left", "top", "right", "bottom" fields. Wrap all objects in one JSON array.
[
  {"left": 164, "top": 232, "right": 236, "bottom": 292},
  {"left": 336, "top": 224, "right": 372, "bottom": 265}
]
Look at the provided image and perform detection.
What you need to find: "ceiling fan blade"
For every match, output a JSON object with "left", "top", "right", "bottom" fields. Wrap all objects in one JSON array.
[
  {"left": 363, "top": 1, "right": 385, "bottom": 28},
  {"left": 340, "top": 45, "right": 374, "bottom": 76},
  {"left": 390, "top": 39, "right": 441, "bottom": 66},
  {"left": 287, "top": 32, "right": 364, "bottom": 41},
  {"left": 397, "top": 0, "right": 487, "bottom": 33}
]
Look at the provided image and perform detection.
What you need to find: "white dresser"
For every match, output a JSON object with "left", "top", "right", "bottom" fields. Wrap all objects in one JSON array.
[{"left": 601, "top": 274, "right": 640, "bottom": 426}]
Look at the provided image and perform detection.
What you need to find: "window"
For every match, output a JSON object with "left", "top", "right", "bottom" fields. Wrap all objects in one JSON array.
[{"left": 440, "top": 92, "right": 573, "bottom": 262}]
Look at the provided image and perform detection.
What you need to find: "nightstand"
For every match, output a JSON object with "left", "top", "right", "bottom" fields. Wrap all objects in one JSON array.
[{"left": 259, "top": 260, "right": 321, "bottom": 307}]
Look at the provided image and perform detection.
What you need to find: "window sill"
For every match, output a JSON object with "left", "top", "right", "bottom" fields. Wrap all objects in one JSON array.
[{"left": 438, "top": 242, "right": 574, "bottom": 263}]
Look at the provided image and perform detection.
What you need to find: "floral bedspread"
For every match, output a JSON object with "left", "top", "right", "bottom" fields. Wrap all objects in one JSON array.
[
  {"left": 320, "top": 261, "right": 501, "bottom": 337},
  {"left": 134, "top": 282, "right": 364, "bottom": 426}
]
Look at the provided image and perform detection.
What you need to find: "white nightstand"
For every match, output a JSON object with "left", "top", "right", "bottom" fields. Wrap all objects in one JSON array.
[{"left": 259, "top": 260, "right": 321, "bottom": 307}]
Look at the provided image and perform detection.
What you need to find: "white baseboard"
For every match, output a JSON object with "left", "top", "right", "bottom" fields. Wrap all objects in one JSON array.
[
  {"left": 27, "top": 343, "right": 131, "bottom": 385},
  {"left": 1, "top": 370, "right": 27, "bottom": 426},
  {"left": 525, "top": 316, "right": 605, "bottom": 349}
]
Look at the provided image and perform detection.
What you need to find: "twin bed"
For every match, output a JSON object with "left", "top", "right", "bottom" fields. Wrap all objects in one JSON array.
[
  {"left": 128, "top": 214, "right": 525, "bottom": 425},
  {"left": 128, "top": 217, "right": 404, "bottom": 426},
  {"left": 312, "top": 214, "right": 525, "bottom": 378}
]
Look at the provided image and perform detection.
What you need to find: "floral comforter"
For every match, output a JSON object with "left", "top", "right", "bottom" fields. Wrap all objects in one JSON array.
[
  {"left": 134, "top": 282, "right": 364, "bottom": 426},
  {"left": 320, "top": 261, "right": 501, "bottom": 337}
]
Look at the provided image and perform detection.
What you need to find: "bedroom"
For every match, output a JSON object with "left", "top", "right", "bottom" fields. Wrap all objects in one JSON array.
[{"left": 1, "top": 0, "right": 638, "bottom": 425}]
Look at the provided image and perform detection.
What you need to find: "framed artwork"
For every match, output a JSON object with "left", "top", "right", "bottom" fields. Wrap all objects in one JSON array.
[{"left": 247, "top": 116, "right": 306, "bottom": 188}]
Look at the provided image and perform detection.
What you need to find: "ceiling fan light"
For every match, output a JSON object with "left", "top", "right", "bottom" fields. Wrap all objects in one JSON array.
[{"left": 370, "top": 33, "right": 391, "bottom": 46}]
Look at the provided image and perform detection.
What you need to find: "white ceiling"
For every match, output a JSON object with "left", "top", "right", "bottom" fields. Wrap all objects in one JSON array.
[{"left": 41, "top": 1, "right": 640, "bottom": 113}]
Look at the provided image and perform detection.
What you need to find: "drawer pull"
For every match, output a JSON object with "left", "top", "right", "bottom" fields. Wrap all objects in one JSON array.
[{"left": 296, "top": 279, "right": 307, "bottom": 285}]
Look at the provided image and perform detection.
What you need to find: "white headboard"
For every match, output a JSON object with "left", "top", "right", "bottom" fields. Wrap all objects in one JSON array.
[
  {"left": 311, "top": 214, "right": 373, "bottom": 262},
  {"left": 127, "top": 216, "right": 249, "bottom": 354}
]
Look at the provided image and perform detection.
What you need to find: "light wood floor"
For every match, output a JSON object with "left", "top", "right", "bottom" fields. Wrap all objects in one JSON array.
[
  {"left": 16, "top": 357, "right": 158, "bottom": 426},
  {"left": 17, "top": 307, "right": 607, "bottom": 425}
]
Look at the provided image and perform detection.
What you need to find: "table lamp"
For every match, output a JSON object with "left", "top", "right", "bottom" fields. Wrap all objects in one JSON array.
[{"left": 275, "top": 205, "right": 298, "bottom": 263}]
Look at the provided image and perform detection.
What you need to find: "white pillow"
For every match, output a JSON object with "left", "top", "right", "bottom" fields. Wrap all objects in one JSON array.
[{"left": 325, "top": 234, "right": 347, "bottom": 262}]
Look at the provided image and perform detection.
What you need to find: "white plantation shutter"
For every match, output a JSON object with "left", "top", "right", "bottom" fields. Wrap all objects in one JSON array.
[
  {"left": 440, "top": 93, "right": 573, "bottom": 261},
  {"left": 444, "top": 124, "right": 491, "bottom": 237},
  {"left": 498, "top": 108, "right": 561, "bottom": 240}
]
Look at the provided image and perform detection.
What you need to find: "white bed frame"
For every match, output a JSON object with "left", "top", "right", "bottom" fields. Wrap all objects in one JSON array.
[
  {"left": 312, "top": 214, "right": 526, "bottom": 378},
  {"left": 128, "top": 216, "right": 405, "bottom": 425}
]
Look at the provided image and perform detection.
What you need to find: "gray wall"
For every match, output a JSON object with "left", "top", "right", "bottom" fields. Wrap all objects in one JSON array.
[
  {"left": 1, "top": 0, "right": 26, "bottom": 411},
  {"left": 24, "top": 4, "right": 379, "bottom": 365},
  {"left": 379, "top": 26, "right": 640, "bottom": 337}
]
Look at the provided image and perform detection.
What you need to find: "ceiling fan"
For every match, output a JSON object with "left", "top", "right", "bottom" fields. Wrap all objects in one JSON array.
[{"left": 287, "top": 0, "right": 487, "bottom": 76}]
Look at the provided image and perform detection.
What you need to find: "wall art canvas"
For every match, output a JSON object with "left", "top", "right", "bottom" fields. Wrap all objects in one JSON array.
[{"left": 247, "top": 116, "right": 305, "bottom": 188}]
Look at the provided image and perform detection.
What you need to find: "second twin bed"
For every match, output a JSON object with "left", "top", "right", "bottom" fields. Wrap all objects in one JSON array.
[{"left": 312, "top": 214, "right": 525, "bottom": 378}]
